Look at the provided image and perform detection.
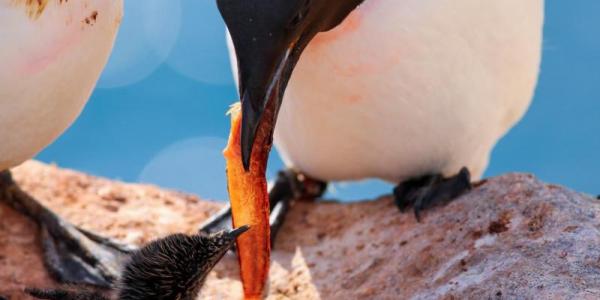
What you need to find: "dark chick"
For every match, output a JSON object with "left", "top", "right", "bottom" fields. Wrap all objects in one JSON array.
[{"left": 27, "top": 226, "right": 249, "bottom": 300}]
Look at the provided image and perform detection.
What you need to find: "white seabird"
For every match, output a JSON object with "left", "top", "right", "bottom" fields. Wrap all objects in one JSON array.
[
  {"left": 0, "top": 0, "right": 126, "bottom": 287},
  {"left": 202, "top": 0, "right": 543, "bottom": 234}
]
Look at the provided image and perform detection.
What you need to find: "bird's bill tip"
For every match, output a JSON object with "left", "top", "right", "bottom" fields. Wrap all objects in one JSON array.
[
  {"left": 228, "top": 225, "right": 251, "bottom": 238},
  {"left": 240, "top": 92, "right": 263, "bottom": 171}
]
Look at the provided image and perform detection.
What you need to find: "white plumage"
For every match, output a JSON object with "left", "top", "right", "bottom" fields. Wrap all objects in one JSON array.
[
  {"left": 229, "top": 0, "right": 543, "bottom": 183},
  {"left": 0, "top": 0, "right": 122, "bottom": 170}
]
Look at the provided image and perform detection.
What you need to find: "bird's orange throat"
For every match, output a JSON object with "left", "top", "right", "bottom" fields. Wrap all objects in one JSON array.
[{"left": 224, "top": 102, "right": 276, "bottom": 299}]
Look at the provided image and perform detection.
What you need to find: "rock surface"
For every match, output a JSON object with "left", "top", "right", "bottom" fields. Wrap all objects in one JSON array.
[{"left": 1, "top": 161, "right": 599, "bottom": 299}]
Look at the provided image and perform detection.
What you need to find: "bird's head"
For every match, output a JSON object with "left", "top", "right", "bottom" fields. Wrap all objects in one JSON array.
[
  {"left": 217, "top": 0, "right": 365, "bottom": 170},
  {"left": 26, "top": 226, "right": 250, "bottom": 300},
  {"left": 117, "top": 226, "right": 249, "bottom": 300}
]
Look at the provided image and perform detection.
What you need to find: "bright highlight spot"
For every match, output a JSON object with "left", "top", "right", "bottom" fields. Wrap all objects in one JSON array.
[
  {"left": 165, "top": 0, "right": 233, "bottom": 85},
  {"left": 138, "top": 137, "right": 228, "bottom": 201},
  {"left": 98, "top": 0, "right": 182, "bottom": 88}
]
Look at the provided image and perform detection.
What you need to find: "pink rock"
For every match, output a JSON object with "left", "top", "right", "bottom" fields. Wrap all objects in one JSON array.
[{"left": 1, "top": 161, "right": 599, "bottom": 299}]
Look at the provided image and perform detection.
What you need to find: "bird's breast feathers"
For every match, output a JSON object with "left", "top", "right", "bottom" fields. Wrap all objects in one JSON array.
[
  {"left": 272, "top": 0, "right": 544, "bottom": 182},
  {"left": 0, "top": 0, "right": 123, "bottom": 170}
]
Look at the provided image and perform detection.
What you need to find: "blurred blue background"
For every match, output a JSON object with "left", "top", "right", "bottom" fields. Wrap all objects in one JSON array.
[{"left": 37, "top": 1, "right": 599, "bottom": 201}]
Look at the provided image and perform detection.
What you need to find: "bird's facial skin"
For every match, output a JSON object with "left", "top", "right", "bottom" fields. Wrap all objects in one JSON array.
[
  {"left": 202, "top": 225, "right": 250, "bottom": 269},
  {"left": 217, "top": 0, "right": 365, "bottom": 170}
]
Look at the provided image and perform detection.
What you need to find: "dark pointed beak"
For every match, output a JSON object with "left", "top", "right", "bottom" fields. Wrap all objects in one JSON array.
[
  {"left": 228, "top": 225, "right": 250, "bottom": 238},
  {"left": 217, "top": 0, "right": 364, "bottom": 170},
  {"left": 237, "top": 48, "right": 294, "bottom": 171}
]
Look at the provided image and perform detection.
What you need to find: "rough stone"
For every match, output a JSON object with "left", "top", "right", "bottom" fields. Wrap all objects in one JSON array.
[{"left": 1, "top": 161, "right": 599, "bottom": 299}]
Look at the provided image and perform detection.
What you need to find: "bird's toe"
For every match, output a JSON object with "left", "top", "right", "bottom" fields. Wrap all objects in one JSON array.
[{"left": 394, "top": 167, "right": 472, "bottom": 221}]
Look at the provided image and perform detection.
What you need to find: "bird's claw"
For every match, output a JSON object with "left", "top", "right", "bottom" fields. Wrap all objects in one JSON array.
[
  {"left": 0, "top": 170, "right": 134, "bottom": 288},
  {"left": 394, "top": 167, "right": 472, "bottom": 221},
  {"left": 40, "top": 221, "right": 133, "bottom": 287}
]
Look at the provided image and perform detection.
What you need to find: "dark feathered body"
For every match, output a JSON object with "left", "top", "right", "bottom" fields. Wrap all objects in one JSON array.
[
  {"left": 27, "top": 227, "right": 247, "bottom": 300},
  {"left": 118, "top": 232, "right": 234, "bottom": 300}
]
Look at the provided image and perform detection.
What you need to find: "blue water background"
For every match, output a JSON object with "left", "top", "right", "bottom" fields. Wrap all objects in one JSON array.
[{"left": 37, "top": 1, "right": 599, "bottom": 201}]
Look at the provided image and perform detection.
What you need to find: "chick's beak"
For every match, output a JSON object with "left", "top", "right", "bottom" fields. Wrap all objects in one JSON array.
[{"left": 228, "top": 225, "right": 250, "bottom": 238}]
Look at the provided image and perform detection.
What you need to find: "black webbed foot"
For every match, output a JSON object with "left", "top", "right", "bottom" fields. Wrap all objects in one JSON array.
[
  {"left": 0, "top": 170, "right": 134, "bottom": 288},
  {"left": 199, "top": 169, "right": 327, "bottom": 246},
  {"left": 393, "top": 167, "right": 472, "bottom": 221}
]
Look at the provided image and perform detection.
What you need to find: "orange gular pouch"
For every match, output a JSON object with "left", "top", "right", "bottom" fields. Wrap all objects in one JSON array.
[{"left": 224, "top": 103, "right": 274, "bottom": 299}]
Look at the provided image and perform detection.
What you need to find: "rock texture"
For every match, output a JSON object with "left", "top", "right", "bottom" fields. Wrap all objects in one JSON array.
[{"left": 1, "top": 161, "right": 600, "bottom": 299}]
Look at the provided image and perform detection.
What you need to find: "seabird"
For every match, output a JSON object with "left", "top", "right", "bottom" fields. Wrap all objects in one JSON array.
[
  {"left": 0, "top": 0, "right": 127, "bottom": 286},
  {"left": 26, "top": 226, "right": 249, "bottom": 300},
  {"left": 203, "top": 1, "right": 542, "bottom": 296},
  {"left": 203, "top": 0, "right": 543, "bottom": 230}
]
